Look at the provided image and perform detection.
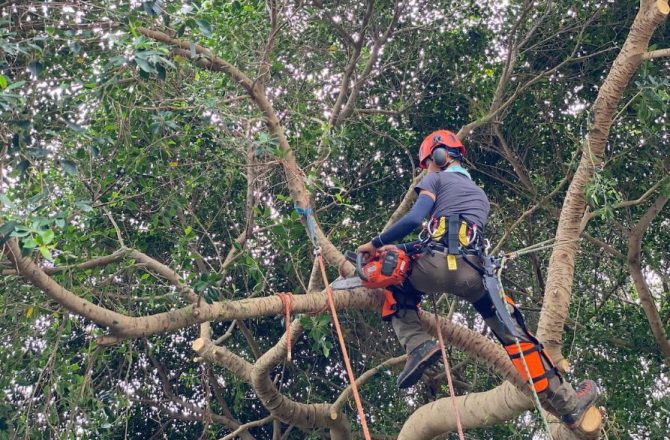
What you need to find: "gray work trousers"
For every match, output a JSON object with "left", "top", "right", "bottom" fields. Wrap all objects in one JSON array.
[{"left": 390, "top": 250, "right": 578, "bottom": 416}]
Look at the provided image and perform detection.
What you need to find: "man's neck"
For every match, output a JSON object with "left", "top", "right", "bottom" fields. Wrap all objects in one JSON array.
[{"left": 427, "top": 161, "right": 463, "bottom": 173}]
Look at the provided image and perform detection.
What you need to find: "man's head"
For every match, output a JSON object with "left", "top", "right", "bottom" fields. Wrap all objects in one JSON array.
[{"left": 418, "top": 130, "right": 466, "bottom": 170}]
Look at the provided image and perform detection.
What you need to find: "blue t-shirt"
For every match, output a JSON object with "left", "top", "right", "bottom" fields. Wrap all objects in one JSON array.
[{"left": 414, "top": 168, "right": 490, "bottom": 230}]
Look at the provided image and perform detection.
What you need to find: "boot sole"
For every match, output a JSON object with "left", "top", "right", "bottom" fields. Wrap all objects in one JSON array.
[{"left": 397, "top": 346, "right": 442, "bottom": 389}]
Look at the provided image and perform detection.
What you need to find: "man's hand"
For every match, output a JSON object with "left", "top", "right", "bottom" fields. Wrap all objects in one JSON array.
[
  {"left": 356, "top": 241, "right": 377, "bottom": 257},
  {"left": 377, "top": 244, "right": 399, "bottom": 253}
]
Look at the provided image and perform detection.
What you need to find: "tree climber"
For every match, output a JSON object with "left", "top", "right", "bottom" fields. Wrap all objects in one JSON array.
[{"left": 356, "top": 130, "right": 599, "bottom": 428}]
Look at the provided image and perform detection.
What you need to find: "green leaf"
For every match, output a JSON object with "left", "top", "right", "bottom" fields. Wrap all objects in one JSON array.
[
  {"left": 75, "top": 201, "right": 94, "bottom": 213},
  {"left": 0, "top": 194, "right": 15, "bottom": 209},
  {"left": 60, "top": 160, "right": 78, "bottom": 176},
  {"left": 39, "top": 246, "right": 53, "bottom": 261},
  {"left": 0, "top": 75, "right": 7, "bottom": 89},
  {"left": 196, "top": 20, "right": 212, "bottom": 36},
  {"left": 22, "top": 236, "right": 37, "bottom": 250},
  {"left": 38, "top": 229, "right": 54, "bottom": 245},
  {"left": 68, "top": 41, "right": 82, "bottom": 54},
  {"left": 28, "top": 61, "right": 44, "bottom": 77},
  {"left": 66, "top": 121, "right": 86, "bottom": 132},
  {"left": 5, "top": 80, "right": 26, "bottom": 91},
  {"left": 156, "top": 64, "right": 166, "bottom": 81},
  {"left": 135, "top": 57, "right": 153, "bottom": 73},
  {"left": 143, "top": 1, "right": 156, "bottom": 15},
  {"left": 0, "top": 221, "right": 16, "bottom": 245},
  {"left": 15, "top": 159, "right": 30, "bottom": 176}
]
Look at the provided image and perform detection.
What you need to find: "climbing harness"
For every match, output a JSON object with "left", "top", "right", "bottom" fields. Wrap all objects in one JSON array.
[
  {"left": 430, "top": 294, "right": 466, "bottom": 440},
  {"left": 428, "top": 219, "right": 567, "bottom": 438},
  {"left": 296, "top": 204, "right": 373, "bottom": 440}
]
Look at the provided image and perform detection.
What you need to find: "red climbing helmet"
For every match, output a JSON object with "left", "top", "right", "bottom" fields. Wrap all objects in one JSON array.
[{"left": 418, "top": 130, "right": 466, "bottom": 169}]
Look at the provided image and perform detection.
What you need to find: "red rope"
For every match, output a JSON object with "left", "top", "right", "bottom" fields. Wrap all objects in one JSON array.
[
  {"left": 431, "top": 296, "right": 465, "bottom": 440},
  {"left": 275, "top": 292, "right": 293, "bottom": 362},
  {"left": 318, "top": 254, "right": 372, "bottom": 440}
]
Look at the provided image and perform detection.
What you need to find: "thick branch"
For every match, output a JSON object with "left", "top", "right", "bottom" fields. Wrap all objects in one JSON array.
[
  {"left": 249, "top": 321, "right": 351, "bottom": 439},
  {"left": 3, "top": 244, "right": 383, "bottom": 340},
  {"left": 192, "top": 337, "right": 253, "bottom": 381},
  {"left": 627, "top": 194, "right": 670, "bottom": 359},
  {"left": 537, "top": 0, "right": 669, "bottom": 360}
]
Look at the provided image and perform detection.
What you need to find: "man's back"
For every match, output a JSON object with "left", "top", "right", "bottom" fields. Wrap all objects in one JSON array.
[{"left": 415, "top": 168, "right": 490, "bottom": 229}]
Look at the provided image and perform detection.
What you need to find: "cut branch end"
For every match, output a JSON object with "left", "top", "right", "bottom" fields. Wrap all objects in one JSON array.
[
  {"left": 192, "top": 337, "right": 206, "bottom": 352},
  {"left": 574, "top": 406, "right": 604, "bottom": 438}
]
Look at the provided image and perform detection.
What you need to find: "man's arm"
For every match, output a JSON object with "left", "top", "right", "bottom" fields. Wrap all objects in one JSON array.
[{"left": 357, "top": 190, "right": 435, "bottom": 255}]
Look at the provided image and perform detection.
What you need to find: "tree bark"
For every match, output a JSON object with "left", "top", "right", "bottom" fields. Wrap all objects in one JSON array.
[
  {"left": 249, "top": 321, "right": 352, "bottom": 439},
  {"left": 537, "top": 0, "right": 669, "bottom": 361},
  {"left": 627, "top": 194, "right": 670, "bottom": 359}
]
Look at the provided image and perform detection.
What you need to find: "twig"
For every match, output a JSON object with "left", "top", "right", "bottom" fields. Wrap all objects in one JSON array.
[{"left": 220, "top": 415, "right": 274, "bottom": 440}]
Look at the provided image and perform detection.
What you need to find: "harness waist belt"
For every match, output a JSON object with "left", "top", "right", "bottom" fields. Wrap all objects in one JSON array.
[
  {"left": 430, "top": 215, "right": 480, "bottom": 251},
  {"left": 428, "top": 242, "right": 481, "bottom": 256}
]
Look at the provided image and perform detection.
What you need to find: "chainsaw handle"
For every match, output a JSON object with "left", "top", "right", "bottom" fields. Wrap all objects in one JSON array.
[{"left": 355, "top": 253, "right": 370, "bottom": 282}]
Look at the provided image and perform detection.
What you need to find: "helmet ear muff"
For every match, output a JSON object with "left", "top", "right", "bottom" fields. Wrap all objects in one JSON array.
[{"left": 431, "top": 147, "right": 448, "bottom": 168}]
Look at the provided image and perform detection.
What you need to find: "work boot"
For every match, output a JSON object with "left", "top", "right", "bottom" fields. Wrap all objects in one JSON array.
[
  {"left": 397, "top": 340, "right": 441, "bottom": 389},
  {"left": 560, "top": 380, "right": 600, "bottom": 428}
]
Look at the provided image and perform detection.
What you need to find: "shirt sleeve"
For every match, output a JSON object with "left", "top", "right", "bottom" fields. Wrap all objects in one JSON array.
[
  {"left": 414, "top": 172, "right": 439, "bottom": 196},
  {"left": 371, "top": 194, "right": 434, "bottom": 247}
]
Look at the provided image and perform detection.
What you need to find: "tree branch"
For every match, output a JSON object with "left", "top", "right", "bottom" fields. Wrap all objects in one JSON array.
[
  {"left": 627, "top": 194, "right": 670, "bottom": 359},
  {"left": 536, "top": 0, "right": 668, "bottom": 362},
  {"left": 249, "top": 320, "right": 352, "bottom": 439},
  {"left": 137, "top": 27, "right": 348, "bottom": 271},
  {"left": 641, "top": 47, "right": 670, "bottom": 59},
  {"left": 330, "top": 355, "right": 406, "bottom": 418},
  {"left": 220, "top": 415, "right": 274, "bottom": 440}
]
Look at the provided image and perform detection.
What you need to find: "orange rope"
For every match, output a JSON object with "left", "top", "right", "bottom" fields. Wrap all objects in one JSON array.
[
  {"left": 275, "top": 292, "right": 293, "bottom": 362},
  {"left": 431, "top": 295, "right": 465, "bottom": 440},
  {"left": 318, "top": 254, "right": 372, "bottom": 440}
]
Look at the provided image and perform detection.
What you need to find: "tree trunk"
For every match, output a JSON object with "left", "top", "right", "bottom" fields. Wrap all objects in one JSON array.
[{"left": 537, "top": 0, "right": 669, "bottom": 361}]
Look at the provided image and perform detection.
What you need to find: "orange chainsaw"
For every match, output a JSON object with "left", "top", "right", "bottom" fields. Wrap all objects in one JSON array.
[{"left": 330, "top": 249, "right": 412, "bottom": 290}]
